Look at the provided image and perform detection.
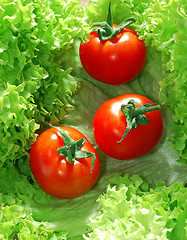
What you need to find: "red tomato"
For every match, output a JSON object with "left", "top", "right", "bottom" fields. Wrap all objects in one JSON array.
[
  {"left": 79, "top": 24, "right": 146, "bottom": 85},
  {"left": 93, "top": 94, "right": 163, "bottom": 160},
  {"left": 29, "top": 126, "right": 100, "bottom": 199}
]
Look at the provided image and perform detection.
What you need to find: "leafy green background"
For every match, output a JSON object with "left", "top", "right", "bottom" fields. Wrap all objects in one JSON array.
[{"left": 0, "top": 0, "right": 186, "bottom": 239}]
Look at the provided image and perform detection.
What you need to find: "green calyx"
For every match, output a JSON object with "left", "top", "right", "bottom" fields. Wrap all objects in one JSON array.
[
  {"left": 52, "top": 126, "right": 96, "bottom": 172},
  {"left": 118, "top": 100, "right": 161, "bottom": 143},
  {"left": 92, "top": 0, "right": 136, "bottom": 40}
]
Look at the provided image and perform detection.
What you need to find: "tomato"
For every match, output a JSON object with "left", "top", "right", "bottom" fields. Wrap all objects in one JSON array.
[
  {"left": 29, "top": 126, "right": 100, "bottom": 199},
  {"left": 79, "top": 24, "right": 146, "bottom": 85},
  {"left": 93, "top": 94, "right": 163, "bottom": 160}
]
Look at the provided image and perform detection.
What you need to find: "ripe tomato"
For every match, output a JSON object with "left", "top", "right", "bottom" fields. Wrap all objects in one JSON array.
[
  {"left": 93, "top": 94, "right": 163, "bottom": 160},
  {"left": 29, "top": 126, "right": 100, "bottom": 199},
  {"left": 79, "top": 24, "right": 146, "bottom": 85}
]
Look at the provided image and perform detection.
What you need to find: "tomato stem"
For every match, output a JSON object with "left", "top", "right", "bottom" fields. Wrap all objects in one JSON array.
[
  {"left": 92, "top": 0, "right": 136, "bottom": 40},
  {"left": 118, "top": 100, "right": 160, "bottom": 143},
  {"left": 51, "top": 125, "right": 96, "bottom": 172}
]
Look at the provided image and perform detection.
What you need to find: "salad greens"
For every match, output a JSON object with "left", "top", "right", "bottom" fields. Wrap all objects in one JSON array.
[
  {"left": 0, "top": 0, "right": 186, "bottom": 239},
  {"left": 84, "top": 174, "right": 187, "bottom": 240},
  {"left": 0, "top": 0, "right": 88, "bottom": 167}
]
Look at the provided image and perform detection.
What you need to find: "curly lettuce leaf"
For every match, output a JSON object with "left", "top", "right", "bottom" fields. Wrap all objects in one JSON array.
[
  {"left": 0, "top": 194, "right": 60, "bottom": 240},
  {"left": 83, "top": 174, "right": 187, "bottom": 240},
  {"left": 133, "top": 0, "right": 187, "bottom": 165},
  {"left": 0, "top": 83, "right": 39, "bottom": 167},
  {"left": 0, "top": 0, "right": 89, "bottom": 166},
  {"left": 0, "top": 0, "right": 186, "bottom": 240}
]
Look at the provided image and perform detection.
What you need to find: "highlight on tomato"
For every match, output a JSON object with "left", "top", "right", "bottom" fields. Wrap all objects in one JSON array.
[
  {"left": 79, "top": 0, "right": 146, "bottom": 85},
  {"left": 93, "top": 94, "right": 163, "bottom": 160},
  {"left": 29, "top": 126, "right": 100, "bottom": 199}
]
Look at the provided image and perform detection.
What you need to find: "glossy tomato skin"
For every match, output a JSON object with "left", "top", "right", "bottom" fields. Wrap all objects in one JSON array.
[
  {"left": 29, "top": 127, "right": 100, "bottom": 199},
  {"left": 79, "top": 25, "right": 146, "bottom": 85},
  {"left": 93, "top": 94, "right": 163, "bottom": 160}
]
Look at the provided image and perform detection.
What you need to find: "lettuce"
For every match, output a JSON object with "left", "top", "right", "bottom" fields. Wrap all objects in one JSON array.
[
  {"left": 83, "top": 174, "right": 187, "bottom": 240},
  {"left": 0, "top": 0, "right": 187, "bottom": 240},
  {"left": 133, "top": 0, "right": 187, "bottom": 165},
  {"left": 0, "top": 0, "right": 88, "bottom": 166},
  {"left": 0, "top": 194, "right": 60, "bottom": 240}
]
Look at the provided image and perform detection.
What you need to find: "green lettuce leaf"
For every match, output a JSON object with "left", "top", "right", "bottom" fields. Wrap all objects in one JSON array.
[
  {"left": 83, "top": 174, "right": 187, "bottom": 240},
  {"left": 0, "top": 0, "right": 89, "bottom": 166},
  {"left": 0, "top": 83, "right": 39, "bottom": 167},
  {"left": 0, "top": 0, "right": 187, "bottom": 240},
  {"left": 0, "top": 194, "right": 59, "bottom": 240}
]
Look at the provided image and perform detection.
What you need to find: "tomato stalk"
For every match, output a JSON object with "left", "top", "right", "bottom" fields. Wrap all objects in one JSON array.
[
  {"left": 52, "top": 126, "right": 96, "bottom": 172},
  {"left": 119, "top": 100, "right": 160, "bottom": 143},
  {"left": 92, "top": 0, "right": 135, "bottom": 40}
]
